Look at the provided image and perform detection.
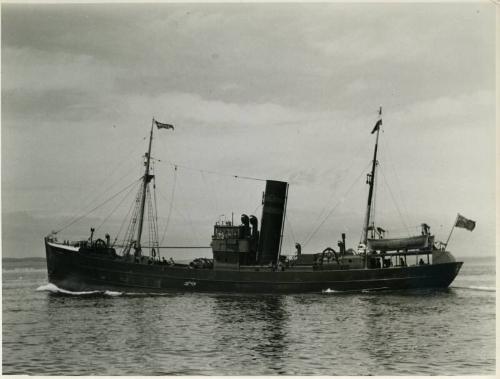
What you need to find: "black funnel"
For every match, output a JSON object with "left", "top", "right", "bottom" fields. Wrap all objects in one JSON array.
[{"left": 257, "top": 180, "right": 288, "bottom": 265}]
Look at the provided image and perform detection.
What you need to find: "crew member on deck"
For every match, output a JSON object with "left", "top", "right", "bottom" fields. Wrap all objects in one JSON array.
[{"left": 295, "top": 243, "right": 302, "bottom": 257}]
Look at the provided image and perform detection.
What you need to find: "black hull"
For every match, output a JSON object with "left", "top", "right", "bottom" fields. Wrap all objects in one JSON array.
[{"left": 45, "top": 240, "right": 463, "bottom": 293}]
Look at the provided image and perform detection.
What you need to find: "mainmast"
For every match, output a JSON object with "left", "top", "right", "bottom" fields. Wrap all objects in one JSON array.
[
  {"left": 135, "top": 119, "right": 155, "bottom": 255},
  {"left": 362, "top": 107, "right": 382, "bottom": 245}
]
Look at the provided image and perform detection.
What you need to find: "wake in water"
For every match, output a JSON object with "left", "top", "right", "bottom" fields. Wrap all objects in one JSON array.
[
  {"left": 36, "top": 283, "right": 122, "bottom": 297},
  {"left": 451, "top": 285, "right": 496, "bottom": 292},
  {"left": 322, "top": 287, "right": 392, "bottom": 294},
  {"left": 37, "top": 283, "right": 495, "bottom": 298},
  {"left": 36, "top": 283, "right": 177, "bottom": 297}
]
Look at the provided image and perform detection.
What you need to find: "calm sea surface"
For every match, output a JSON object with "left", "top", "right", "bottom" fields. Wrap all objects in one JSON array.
[{"left": 2, "top": 256, "right": 495, "bottom": 375}]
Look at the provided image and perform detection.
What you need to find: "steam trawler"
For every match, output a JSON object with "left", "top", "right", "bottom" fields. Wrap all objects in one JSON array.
[{"left": 45, "top": 113, "right": 464, "bottom": 293}]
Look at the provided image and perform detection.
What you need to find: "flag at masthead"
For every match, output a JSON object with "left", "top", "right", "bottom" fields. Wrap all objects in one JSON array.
[
  {"left": 371, "top": 106, "right": 382, "bottom": 134},
  {"left": 154, "top": 119, "right": 174, "bottom": 130}
]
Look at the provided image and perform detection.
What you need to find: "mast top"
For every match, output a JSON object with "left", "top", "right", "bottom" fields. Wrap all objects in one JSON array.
[
  {"left": 135, "top": 118, "right": 175, "bottom": 255},
  {"left": 361, "top": 108, "right": 383, "bottom": 246}
]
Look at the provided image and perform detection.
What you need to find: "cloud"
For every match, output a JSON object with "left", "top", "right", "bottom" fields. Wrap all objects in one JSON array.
[
  {"left": 2, "top": 47, "right": 111, "bottom": 91},
  {"left": 392, "top": 90, "right": 494, "bottom": 130},
  {"left": 1, "top": 3, "right": 495, "bottom": 257},
  {"left": 120, "top": 92, "right": 316, "bottom": 128},
  {"left": 3, "top": 3, "right": 494, "bottom": 118}
]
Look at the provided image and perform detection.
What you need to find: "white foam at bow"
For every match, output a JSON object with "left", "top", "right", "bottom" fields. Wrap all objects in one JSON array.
[
  {"left": 322, "top": 288, "right": 341, "bottom": 293},
  {"left": 36, "top": 283, "right": 123, "bottom": 296},
  {"left": 104, "top": 290, "right": 123, "bottom": 296}
]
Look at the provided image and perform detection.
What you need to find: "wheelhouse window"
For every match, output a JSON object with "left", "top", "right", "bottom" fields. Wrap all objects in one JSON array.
[{"left": 214, "top": 226, "right": 240, "bottom": 239}]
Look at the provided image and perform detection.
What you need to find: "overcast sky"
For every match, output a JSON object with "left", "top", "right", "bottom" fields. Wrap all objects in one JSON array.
[{"left": 1, "top": 2, "right": 496, "bottom": 258}]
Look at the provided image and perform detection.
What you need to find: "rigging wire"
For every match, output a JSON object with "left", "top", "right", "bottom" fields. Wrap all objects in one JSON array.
[
  {"left": 303, "top": 162, "right": 371, "bottom": 248},
  {"left": 95, "top": 181, "right": 138, "bottom": 233},
  {"left": 157, "top": 159, "right": 267, "bottom": 182},
  {"left": 175, "top": 186, "right": 201, "bottom": 246},
  {"left": 153, "top": 176, "right": 160, "bottom": 258},
  {"left": 146, "top": 185, "right": 160, "bottom": 258},
  {"left": 166, "top": 202, "right": 200, "bottom": 246},
  {"left": 371, "top": 160, "right": 378, "bottom": 237},
  {"left": 146, "top": 186, "right": 152, "bottom": 256},
  {"left": 200, "top": 170, "right": 219, "bottom": 218},
  {"left": 285, "top": 212, "right": 297, "bottom": 246},
  {"left": 300, "top": 141, "right": 373, "bottom": 245},
  {"left": 119, "top": 182, "right": 143, "bottom": 255},
  {"left": 252, "top": 202, "right": 262, "bottom": 216},
  {"left": 112, "top": 182, "right": 141, "bottom": 248},
  {"left": 379, "top": 165, "right": 411, "bottom": 236},
  {"left": 160, "top": 166, "right": 178, "bottom": 245},
  {"left": 53, "top": 177, "right": 142, "bottom": 234},
  {"left": 65, "top": 136, "right": 148, "bottom": 220},
  {"left": 379, "top": 135, "right": 414, "bottom": 229}
]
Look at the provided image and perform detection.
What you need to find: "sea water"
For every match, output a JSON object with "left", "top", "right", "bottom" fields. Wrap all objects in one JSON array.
[{"left": 2, "top": 256, "right": 495, "bottom": 375}]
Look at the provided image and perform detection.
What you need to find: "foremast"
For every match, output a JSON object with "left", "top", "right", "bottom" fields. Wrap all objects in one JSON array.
[
  {"left": 135, "top": 119, "right": 155, "bottom": 256},
  {"left": 361, "top": 107, "right": 382, "bottom": 246}
]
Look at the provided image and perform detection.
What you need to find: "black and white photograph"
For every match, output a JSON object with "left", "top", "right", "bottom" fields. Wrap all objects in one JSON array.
[{"left": 1, "top": 1, "right": 496, "bottom": 376}]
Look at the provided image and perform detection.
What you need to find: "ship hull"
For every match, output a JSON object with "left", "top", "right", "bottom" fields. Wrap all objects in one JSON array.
[{"left": 45, "top": 240, "right": 463, "bottom": 293}]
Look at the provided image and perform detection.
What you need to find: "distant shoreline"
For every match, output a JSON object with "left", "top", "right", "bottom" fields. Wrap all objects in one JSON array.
[{"left": 2, "top": 257, "right": 47, "bottom": 263}]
